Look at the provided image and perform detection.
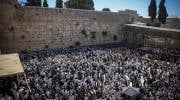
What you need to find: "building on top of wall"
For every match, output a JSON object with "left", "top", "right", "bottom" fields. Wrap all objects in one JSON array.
[{"left": 119, "top": 9, "right": 140, "bottom": 23}]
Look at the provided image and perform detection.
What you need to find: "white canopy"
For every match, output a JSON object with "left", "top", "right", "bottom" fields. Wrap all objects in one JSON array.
[{"left": 122, "top": 86, "right": 140, "bottom": 96}]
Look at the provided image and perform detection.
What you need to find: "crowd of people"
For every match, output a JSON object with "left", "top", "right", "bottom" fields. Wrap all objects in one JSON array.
[{"left": 0, "top": 44, "right": 179, "bottom": 100}]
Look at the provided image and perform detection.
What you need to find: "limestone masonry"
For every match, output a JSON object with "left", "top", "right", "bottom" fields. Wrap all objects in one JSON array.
[{"left": 0, "top": 0, "right": 179, "bottom": 53}]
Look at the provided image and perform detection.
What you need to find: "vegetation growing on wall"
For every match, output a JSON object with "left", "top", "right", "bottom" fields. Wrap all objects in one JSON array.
[
  {"left": 90, "top": 32, "right": 96, "bottom": 39},
  {"left": 64, "top": 0, "right": 94, "bottom": 10},
  {"left": 75, "top": 41, "right": 81, "bottom": 46},
  {"left": 81, "top": 30, "right": 87, "bottom": 37},
  {"left": 102, "top": 31, "right": 108, "bottom": 36},
  {"left": 113, "top": 35, "right": 117, "bottom": 41}
]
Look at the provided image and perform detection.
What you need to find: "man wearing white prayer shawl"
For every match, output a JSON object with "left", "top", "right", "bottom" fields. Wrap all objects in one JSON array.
[
  {"left": 141, "top": 76, "right": 144, "bottom": 87},
  {"left": 124, "top": 75, "right": 130, "bottom": 86},
  {"left": 69, "top": 94, "right": 75, "bottom": 100},
  {"left": 129, "top": 82, "right": 133, "bottom": 87},
  {"left": 103, "top": 74, "right": 106, "bottom": 83},
  {"left": 84, "top": 94, "right": 88, "bottom": 100}
]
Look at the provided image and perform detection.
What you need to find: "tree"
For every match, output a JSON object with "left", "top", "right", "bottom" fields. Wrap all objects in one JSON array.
[
  {"left": 102, "top": 8, "right": 111, "bottom": 12},
  {"left": 148, "top": 0, "right": 157, "bottom": 22},
  {"left": 56, "top": 0, "right": 63, "bottom": 8},
  {"left": 64, "top": 0, "right": 94, "bottom": 10},
  {"left": 158, "top": 0, "right": 168, "bottom": 24},
  {"left": 25, "top": 0, "right": 41, "bottom": 6},
  {"left": 43, "top": 0, "right": 48, "bottom": 7}
]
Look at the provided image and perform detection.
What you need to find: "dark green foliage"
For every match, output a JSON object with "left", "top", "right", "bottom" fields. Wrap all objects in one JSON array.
[
  {"left": 65, "top": 0, "right": 94, "bottom": 10},
  {"left": 25, "top": 0, "right": 41, "bottom": 6},
  {"left": 155, "top": 23, "right": 161, "bottom": 27},
  {"left": 90, "top": 32, "right": 96, "bottom": 39},
  {"left": 14, "top": 4, "right": 18, "bottom": 9},
  {"left": 81, "top": 30, "right": 87, "bottom": 37},
  {"left": 43, "top": 0, "right": 48, "bottom": 7},
  {"left": 102, "top": 8, "right": 111, "bottom": 12},
  {"left": 75, "top": 41, "right": 81, "bottom": 46},
  {"left": 56, "top": 0, "right": 63, "bottom": 8},
  {"left": 75, "top": 22, "right": 79, "bottom": 26},
  {"left": 158, "top": 0, "right": 168, "bottom": 24},
  {"left": 148, "top": 0, "right": 157, "bottom": 22},
  {"left": 21, "top": 35, "right": 25, "bottom": 39},
  {"left": 8, "top": 26, "right": 14, "bottom": 32},
  {"left": 44, "top": 45, "right": 49, "bottom": 49},
  {"left": 113, "top": 35, "right": 117, "bottom": 41},
  {"left": 146, "top": 23, "right": 151, "bottom": 26},
  {"left": 146, "top": 23, "right": 161, "bottom": 27},
  {"left": 102, "top": 31, "right": 108, "bottom": 36},
  {"left": 69, "top": 45, "right": 75, "bottom": 48}
]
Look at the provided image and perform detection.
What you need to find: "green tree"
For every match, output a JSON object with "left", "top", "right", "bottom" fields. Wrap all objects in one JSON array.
[
  {"left": 158, "top": 0, "right": 168, "bottom": 24},
  {"left": 65, "top": 0, "right": 94, "bottom": 10},
  {"left": 148, "top": 0, "right": 157, "bottom": 22},
  {"left": 102, "top": 8, "right": 111, "bottom": 12},
  {"left": 43, "top": 0, "right": 48, "bottom": 7},
  {"left": 25, "top": 0, "right": 41, "bottom": 6},
  {"left": 56, "top": 0, "right": 63, "bottom": 8}
]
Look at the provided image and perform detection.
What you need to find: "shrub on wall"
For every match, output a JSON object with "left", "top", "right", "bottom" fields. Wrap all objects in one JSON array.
[
  {"left": 146, "top": 22, "right": 161, "bottom": 27},
  {"left": 81, "top": 30, "right": 87, "bottom": 37},
  {"left": 155, "top": 23, "right": 161, "bottom": 27},
  {"left": 69, "top": 45, "right": 75, "bottom": 48},
  {"left": 21, "top": 35, "right": 25, "bottom": 39},
  {"left": 75, "top": 41, "right": 81, "bottom": 46},
  {"left": 146, "top": 23, "right": 151, "bottom": 26},
  {"left": 44, "top": 45, "right": 49, "bottom": 49},
  {"left": 8, "top": 26, "right": 14, "bottom": 32},
  {"left": 102, "top": 31, "right": 108, "bottom": 36},
  {"left": 113, "top": 35, "right": 117, "bottom": 41},
  {"left": 90, "top": 32, "right": 96, "bottom": 39}
]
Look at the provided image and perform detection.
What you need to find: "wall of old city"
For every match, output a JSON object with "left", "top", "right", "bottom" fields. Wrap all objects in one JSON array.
[
  {"left": 0, "top": 0, "right": 134, "bottom": 53},
  {"left": 0, "top": 0, "right": 179, "bottom": 54},
  {"left": 139, "top": 18, "right": 180, "bottom": 30},
  {"left": 123, "top": 24, "right": 180, "bottom": 49}
]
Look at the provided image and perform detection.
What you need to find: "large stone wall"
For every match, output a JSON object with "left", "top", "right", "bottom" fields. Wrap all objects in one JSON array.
[
  {"left": 0, "top": 0, "right": 134, "bottom": 53},
  {"left": 1, "top": 0, "right": 179, "bottom": 53},
  {"left": 139, "top": 18, "right": 180, "bottom": 30},
  {"left": 123, "top": 24, "right": 180, "bottom": 50}
]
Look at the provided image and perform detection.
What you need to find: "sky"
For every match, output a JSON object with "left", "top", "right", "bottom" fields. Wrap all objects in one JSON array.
[{"left": 18, "top": 0, "right": 180, "bottom": 18}]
